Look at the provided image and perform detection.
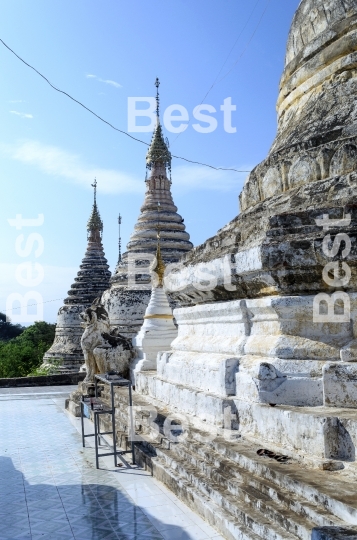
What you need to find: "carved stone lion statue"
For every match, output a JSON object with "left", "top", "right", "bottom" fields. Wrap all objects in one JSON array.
[{"left": 80, "top": 298, "right": 133, "bottom": 383}]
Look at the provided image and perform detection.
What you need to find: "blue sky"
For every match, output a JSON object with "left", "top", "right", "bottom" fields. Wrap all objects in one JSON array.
[{"left": 0, "top": 0, "right": 299, "bottom": 322}]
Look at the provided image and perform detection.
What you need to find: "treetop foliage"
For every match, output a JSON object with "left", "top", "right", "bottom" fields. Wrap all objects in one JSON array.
[{"left": 0, "top": 314, "right": 56, "bottom": 378}]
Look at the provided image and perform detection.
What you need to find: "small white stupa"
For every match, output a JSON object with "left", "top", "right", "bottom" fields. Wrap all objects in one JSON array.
[{"left": 131, "top": 228, "right": 178, "bottom": 385}]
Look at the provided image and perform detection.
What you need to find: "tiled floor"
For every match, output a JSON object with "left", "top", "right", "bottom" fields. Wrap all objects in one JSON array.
[{"left": 0, "top": 386, "right": 224, "bottom": 540}]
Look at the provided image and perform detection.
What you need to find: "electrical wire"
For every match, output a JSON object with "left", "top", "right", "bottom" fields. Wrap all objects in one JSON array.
[
  {"left": 0, "top": 38, "right": 250, "bottom": 174},
  {"left": 216, "top": 0, "right": 273, "bottom": 85},
  {"left": 2, "top": 298, "right": 64, "bottom": 315},
  {"left": 171, "top": 0, "right": 270, "bottom": 146},
  {"left": 200, "top": 0, "right": 262, "bottom": 104}
]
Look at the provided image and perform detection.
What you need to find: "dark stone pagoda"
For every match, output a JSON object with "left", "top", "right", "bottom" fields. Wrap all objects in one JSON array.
[{"left": 42, "top": 181, "right": 111, "bottom": 372}]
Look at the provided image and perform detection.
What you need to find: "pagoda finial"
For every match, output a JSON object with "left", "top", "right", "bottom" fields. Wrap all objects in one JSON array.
[
  {"left": 153, "top": 202, "right": 165, "bottom": 287},
  {"left": 146, "top": 79, "right": 171, "bottom": 170},
  {"left": 91, "top": 178, "right": 97, "bottom": 205},
  {"left": 118, "top": 213, "right": 122, "bottom": 264},
  {"left": 155, "top": 78, "right": 160, "bottom": 121},
  {"left": 87, "top": 179, "right": 103, "bottom": 235}
]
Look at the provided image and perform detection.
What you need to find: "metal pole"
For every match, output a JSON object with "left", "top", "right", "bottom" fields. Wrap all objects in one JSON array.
[
  {"left": 94, "top": 413, "right": 99, "bottom": 469},
  {"left": 81, "top": 401, "right": 85, "bottom": 447},
  {"left": 118, "top": 214, "right": 122, "bottom": 265},
  {"left": 111, "top": 384, "right": 118, "bottom": 467},
  {"left": 129, "top": 383, "right": 135, "bottom": 465}
]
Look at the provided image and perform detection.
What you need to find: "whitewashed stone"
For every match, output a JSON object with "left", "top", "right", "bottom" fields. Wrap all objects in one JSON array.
[
  {"left": 323, "top": 363, "right": 357, "bottom": 408},
  {"left": 131, "top": 287, "right": 177, "bottom": 385}
]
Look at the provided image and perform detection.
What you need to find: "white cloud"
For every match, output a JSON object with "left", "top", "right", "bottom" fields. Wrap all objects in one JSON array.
[
  {"left": 10, "top": 110, "right": 33, "bottom": 119},
  {"left": 2, "top": 140, "right": 143, "bottom": 194},
  {"left": 171, "top": 163, "right": 252, "bottom": 193},
  {"left": 1, "top": 140, "right": 251, "bottom": 195},
  {"left": 86, "top": 73, "right": 122, "bottom": 88}
]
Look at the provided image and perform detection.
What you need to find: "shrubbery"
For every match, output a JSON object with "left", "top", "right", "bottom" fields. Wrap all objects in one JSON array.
[{"left": 0, "top": 314, "right": 56, "bottom": 378}]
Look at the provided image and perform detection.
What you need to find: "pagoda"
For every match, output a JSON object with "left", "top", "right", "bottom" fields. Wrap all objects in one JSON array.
[
  {"left": 43, "top": 181, "right": 111, "bottom": 372},
  {"left": 102, "top": 79, "right": 193, "bottom": 338}
]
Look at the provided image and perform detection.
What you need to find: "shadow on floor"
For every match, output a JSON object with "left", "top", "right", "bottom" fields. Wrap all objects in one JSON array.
[{"left": 0, "top": 456, "right": 192, "bottom": 540}]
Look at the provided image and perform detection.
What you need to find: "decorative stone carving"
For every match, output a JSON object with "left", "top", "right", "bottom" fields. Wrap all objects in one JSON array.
[
  {"left": 80, "top": 299, "right": 133, "bottom": 383},
  {"left": 330, "top": 143, "right": 357, "bottom": 177},
  {"left": 316, "top": 148, "right": 335, "bottom": 180},
  {"left": 288, "top": 156, "right": 321, "bottom": 188},
  {"left": 239, "top": 0, "right": 357, "bottom": 212},
  {"left": 261, "top": 168, "right": 282, "bottom": 200}
]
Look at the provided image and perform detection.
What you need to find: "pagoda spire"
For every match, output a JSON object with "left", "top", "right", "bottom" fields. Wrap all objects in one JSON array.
[
  {"left": 42, "top": 179, "right": 111, "bottom": 372},
  {"left": 118, "top": 213, "right": 122, "bottom": 264},
  {"left": 146, "top": 79, "right": 171, "bottom": 174},
  {"left": 155, "top": 77, "right": 160, "bottom": 121},
  {"left": 87, "top": 179, "right": 103, "bottom": 241},
  {"left": 106, "top": 79, "right": 192, "bottom": 339}
]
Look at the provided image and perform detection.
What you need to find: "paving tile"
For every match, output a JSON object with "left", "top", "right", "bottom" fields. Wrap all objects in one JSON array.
[
  {"left": 191, "top": 520, "right": 219, "bottom": 537},
  {"left": 26, "top": 498, "right": 61, "bottom": 511},
  {"left": 0, "top": 524, "right": 31, "bottom": 537},
  {"left": 160, "top": 525, "right": 209, "bottom": 540},
  {"left": 124, "top": 483, "right": 164, "bottom": 498},
  {"left": 145, "top": 512, "right": 196, "bottom": 532},
  {"left": 73, "top": 532, "right": 119, "bottom": 540},
  {"left": 142, "top": 503, "right": 185, "bottom": 522},
  {"left": 31, "top": 533, "right": 75, "bottom": 540},
  {"left": 0, "top": 533, "right": 32, "bottom": 540},
  {"left": 0, "top": 393, "right": 214, "bottom": 540},
  {"left": 133, "top": 494, "right": 176, "bottom": 508},
  {"left": 0, "top": 502, "right": 28, "bottom": 515}
]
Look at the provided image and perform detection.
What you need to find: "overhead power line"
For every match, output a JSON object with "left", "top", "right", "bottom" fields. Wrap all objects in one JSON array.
[
  {"left": 0, "top": 38, "right": 251, "bottom": 175},
  {"left": 2, "top": 298, "right": 64, "bottom": 315},
  {"left": 172, "top": 0, "right": 270, "bottom": 146},
  {"left": 216, "top": 0, "right": 273, "bottom": 85},
  {"left": 200, "top": 0, "right": 262, "bottom": 104}
]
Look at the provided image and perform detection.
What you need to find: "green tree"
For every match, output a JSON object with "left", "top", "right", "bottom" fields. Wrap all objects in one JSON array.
[
  {"left": 0, "top": 321, "right": 56, "bottom": 378},
  {"left": 0, "top": 313, "right": 24, "bottom": 341}
]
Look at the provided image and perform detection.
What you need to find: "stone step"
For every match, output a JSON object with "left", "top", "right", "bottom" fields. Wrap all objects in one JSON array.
[
  {"left": 149, "top": 440, "right": 311, "bottom": 540},
  {"left": 172, "top": 437, "right": 347, "bottom": 529},
  {"left": 135, "top": 444, "right": 281, "bottom": 540},
  {"left": 166, "top": 439, "right": 344, "bottom": 538},
  {"left": 99, "top": 388, "right": 357, "bottom": 538},
  {"left": 100, "top": 409, "right": 304, "bottom": 539}
]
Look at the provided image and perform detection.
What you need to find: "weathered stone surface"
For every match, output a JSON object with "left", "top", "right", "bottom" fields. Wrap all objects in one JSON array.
[
  {"left": 168, "top": 200, "right": 357, "bottom": 307},
  {"left": 79, "top": 300, "right": 133, "bottom": 383},
  {"left": 78, "top": 385, "right": 357, "bottom": 539},
  {"left": 237, "top": 0, "right": 357, "bottom": 211},
  {"left": 43, "top": 193, "right": 111, "bottom": 372},
  {"left": 0, "top": 372, "right": 85, "bottom": 388},
  {"left": 323, "top": 363, "right": 357, "bottom": 408}
]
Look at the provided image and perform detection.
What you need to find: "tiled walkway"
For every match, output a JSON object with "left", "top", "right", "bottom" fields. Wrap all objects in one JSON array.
[{"left": 0, "top": 387, "right": 223, "bottom": 540}]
